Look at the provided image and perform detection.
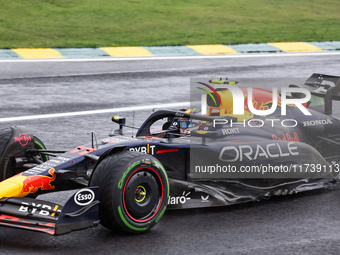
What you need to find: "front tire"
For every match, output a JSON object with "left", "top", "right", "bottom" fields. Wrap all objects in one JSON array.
[{"left": 90, "top": 151, "right": 169, "bottom": 234}]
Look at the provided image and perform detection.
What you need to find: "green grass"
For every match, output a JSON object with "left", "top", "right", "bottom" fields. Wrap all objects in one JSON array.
[{"left": 1, "top": 0, "right": 340, "bottom": 48}]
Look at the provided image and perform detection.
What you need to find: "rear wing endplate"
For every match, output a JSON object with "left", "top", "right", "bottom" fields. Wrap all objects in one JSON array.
[{"left": 303, "top": 73, "right": 340, "bottom": 114}]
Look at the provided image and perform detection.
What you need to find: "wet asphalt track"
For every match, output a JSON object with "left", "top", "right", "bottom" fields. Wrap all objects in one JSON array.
[{"left": 1, "top": 53, "right": 340, "bottom": 254}]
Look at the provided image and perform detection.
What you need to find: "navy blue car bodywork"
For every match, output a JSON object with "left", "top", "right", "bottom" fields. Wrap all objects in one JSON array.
[{"left": 0, "top": 73, "right": 340, "bottom": 234}]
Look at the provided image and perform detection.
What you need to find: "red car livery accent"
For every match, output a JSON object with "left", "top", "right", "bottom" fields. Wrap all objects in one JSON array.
[
  {"left": 0, "top": 214, "right": 55, "bottom": 235},
  {"left": 20, "top": 168, "right": 56, "bottom": 195},
  {"left": 156, "top": 148, "right": 179, "bottom": 154},
  {"left": 272, "top": 132, "right": 300, "bottom": 142},
  {"left": 14, "top": 133, "right": 32, "bottom": 147}
]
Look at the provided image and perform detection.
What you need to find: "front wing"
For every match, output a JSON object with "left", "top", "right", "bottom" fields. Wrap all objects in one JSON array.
[{"left": 0, "top": 187, "right": 99, "bottom": 235}]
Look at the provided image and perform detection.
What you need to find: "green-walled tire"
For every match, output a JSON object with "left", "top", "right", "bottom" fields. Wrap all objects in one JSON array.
[{"left": 90, "top": 151, "right": 169, "bottom": 234}]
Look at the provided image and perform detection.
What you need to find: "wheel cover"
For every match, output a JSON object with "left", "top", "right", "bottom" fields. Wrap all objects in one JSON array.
[{"left": 123, "top": 167, "right": 164, "bottom": 223}]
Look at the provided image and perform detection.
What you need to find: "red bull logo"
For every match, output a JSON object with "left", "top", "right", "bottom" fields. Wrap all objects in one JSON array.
[
  {"left": 243, "top": 88, "right": 282, "bottom": 116},
  {"left": 14, "top": 133, "right": 32, "bottom": 147},
  {"left": 20, "top": 168, "right": 56, "bottom": 196},
  {"left": 272, "top": 132, "right": 300, "bottom": 142}
]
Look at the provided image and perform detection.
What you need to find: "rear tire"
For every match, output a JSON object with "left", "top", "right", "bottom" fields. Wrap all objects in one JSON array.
[
  {"left": 0, "top": 135, "right": 48, "bottom": 181},
  {"left": 90, "top": 151, "right": 169, "bottom": 234},
  {"left": 33, "top": 136, "right": 49, "bottom": 162}
]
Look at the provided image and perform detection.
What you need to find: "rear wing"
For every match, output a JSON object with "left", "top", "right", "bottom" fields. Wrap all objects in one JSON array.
[{"left": 300, "top": 73, "right": 340, "bottom": 114}]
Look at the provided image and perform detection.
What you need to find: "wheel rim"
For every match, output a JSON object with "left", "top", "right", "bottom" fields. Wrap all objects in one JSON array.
[
  {"left": 135, "top": 185, "right": 147, "bottom": 203},
  {"left": 123, "top": 167, "right": 164, "bottom": 223}
]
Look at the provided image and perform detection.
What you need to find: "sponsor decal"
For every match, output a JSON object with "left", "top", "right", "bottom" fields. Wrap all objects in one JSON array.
[
  {"left": 303, "top": 119, "right": 333, "bottom": 127},
  {"left": 168, "top": 191, "right": 191, "bottom": 205},
  {"left": 18, "top": 202, "right": 61, "bottom": 216},
  {"left": 201, "top": 195, "right": 210, "bottom": 203},
  {"left": 272, "top": 132, "right": 299, "bottom": 142},
  {"left": 129, "top": 144, "right": 156, "bottom": 155},
  {"left": 219, "top": 142, "right": 299, "bottom": 162},
  {"left": 20, "top": 168, "right": 56, "bottom": 196},
  {"left": 24, "top": 156, "right": 70, "bottom": 175},
  {"left": 175, "top": 112, "right": 185, "bottom": 117},
  {"left": 74, "top": 188, "right": 95, "bottom": 206},
  {"left": 221, "top": 128, "right": 240, "bottom": 135},
  {"left": 14, "top": 133, "right": 32, "bottom": 147},
  {"left": 181, "top": 128, "right": 191, "bottom": 135}
]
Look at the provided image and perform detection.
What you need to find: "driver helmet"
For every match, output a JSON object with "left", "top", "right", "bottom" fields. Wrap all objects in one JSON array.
[{"left": 176, "top": 109, "right": 202, "bottom": 135}]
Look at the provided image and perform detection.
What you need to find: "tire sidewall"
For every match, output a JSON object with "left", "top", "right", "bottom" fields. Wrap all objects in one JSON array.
[{"left": 97, "top": 152, "right": 169, "bottom": 233}]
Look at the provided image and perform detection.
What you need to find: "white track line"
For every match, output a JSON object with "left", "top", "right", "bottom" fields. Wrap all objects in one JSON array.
[
  {"left": 0, "top": 102, "right": 191, "bottom": 123},
  {"left": 1, "top": 52, "right": 340, "bottom": 63}
]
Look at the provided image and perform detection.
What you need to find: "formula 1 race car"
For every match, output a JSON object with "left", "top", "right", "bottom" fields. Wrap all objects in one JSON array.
[{"left": 0, "top": 73, "right": 340, "bottom": 235}]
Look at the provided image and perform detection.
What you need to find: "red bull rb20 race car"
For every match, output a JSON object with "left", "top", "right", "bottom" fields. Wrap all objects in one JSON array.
[{"left": 0, "top": 73, "right": 340, "bottom": 235}]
